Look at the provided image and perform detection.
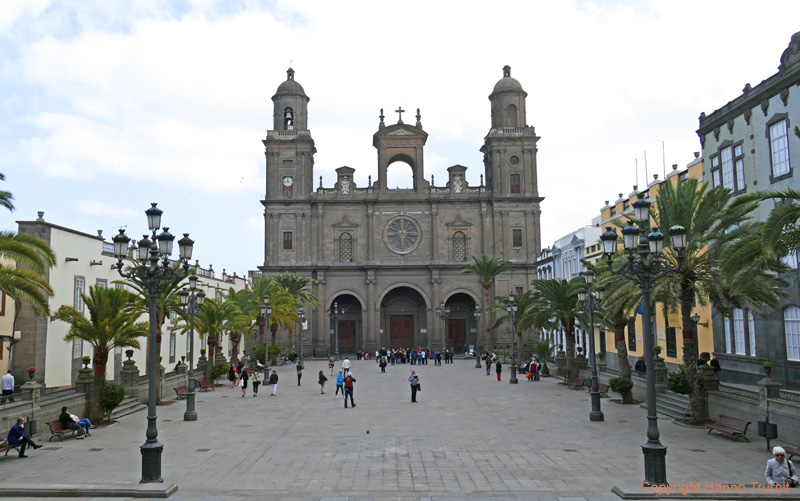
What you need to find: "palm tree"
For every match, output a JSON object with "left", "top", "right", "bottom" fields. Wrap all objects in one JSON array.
[
  {"left": 190, "top": 298, "right": 239, "bottom": 379},
  {"left": 460, "top": 255, "right": 511, "bottom": 350},
  {"left": 0, "top": 231, "right": 56, "bottom": 316},
  {"left": 651, "top": 179, "right": 784, "bottom": 422},
  {"left": 730, "top": 188, "right": 800, "bottom": 263},
  {"left": 52, "top": 286, "right": 148, "bottom": 422},
  {"left": 249, "top": 276, "right": 295, "bottom": 352},
  {"left": 222, "top": 288, "right": 257, "bottom": 363},
  {"left": 593, "top": 260, "right": 644, "bottom": 404},
  {"left": 522, "top": 278, "right": 583, "bottom": 380},
  {"left": 0, "top": 173, "right": 14, "bottom": 212},
  {"left": 117, "top": 265, "right": 186, "bottom": 404},
  {"left": 273, "top": 272, "right": 320, "bottom": 352}
]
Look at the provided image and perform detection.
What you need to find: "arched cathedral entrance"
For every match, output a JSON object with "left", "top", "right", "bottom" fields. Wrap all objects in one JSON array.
[{"left": 380, "top": 287, "right": 428, "bottom": 349}]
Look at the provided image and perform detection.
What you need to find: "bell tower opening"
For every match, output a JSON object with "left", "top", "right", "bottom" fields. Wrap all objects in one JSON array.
[
  {"left": 284, "top": 108, "right": 294, "bottom": 130},
  {"left": 386, "top": 159, "right": 415, "bottom": 189}
]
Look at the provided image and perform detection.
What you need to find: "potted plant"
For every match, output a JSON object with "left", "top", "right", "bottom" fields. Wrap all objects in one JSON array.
[
  {"left": 200, "top": 348, "right": 206, "bottom": 356},
  {"left": 26, "top": 366, "right": 36, "bottom": 380},
  {"left": 181, "top": 355, "right": 186, "bottom": 363},
  {"left": 81, "top": 355, "right": 91, "bottom": 368},
  {"left": 764, "top": 360, "right": 773, "bottom": 377},
  {"left": 653, "top": 344, "right": 662, "bottom": 354},
  {"left": 125, "top": 349, "right": 134, "bottom": 360}
]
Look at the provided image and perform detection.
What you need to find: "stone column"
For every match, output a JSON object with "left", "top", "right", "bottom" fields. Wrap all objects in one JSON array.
[
  {"left": 367, "top": 204, "right": 374, "bottom": 262},
  {"left": 699, "top": 364, "right": 719, "bottom": 391},
  {"left": 20, "top": 378, "right": 42, "bottom": 436},
  {"left": 75, "top": 365, "right": 93, "bottom": 394},
  {"left": 120, "top": 356, "right": 140, "bottom": 401},
  {"left": 652, "top": 350, "right": 668, "bottom": 394},
  {"left": 366, "top": 269, "right": 376, "bottom": 349},
  {"left": 316, "top": 272, "right": 327, "bottom": 356},
  {"left": 176, "top": 361, "right": 188, "bottom": 384},
  {"left": 430, "top": 203, "right": 438, "bottom": 261},
  {"left": 196, "top": 353, "right": 208, "bottom": 382}
]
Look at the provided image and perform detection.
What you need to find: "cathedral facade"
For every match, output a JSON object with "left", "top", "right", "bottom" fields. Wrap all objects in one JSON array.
[{"left": 258, "top": 66, "right": 543, "bottom": 356}]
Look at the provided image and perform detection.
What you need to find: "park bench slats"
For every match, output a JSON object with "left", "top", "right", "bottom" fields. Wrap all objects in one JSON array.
[
  {"left": 198, "top": 380, "right": 214, "bottom": 391},
  {"left": 706, "top": 415, "right": 751, "bottom": 442},
  {"left": 47, "top": 419, "right": 79, "bottom": 442},
  {"left": 174, "top": 386, "right": 188, "bottom": 400}
]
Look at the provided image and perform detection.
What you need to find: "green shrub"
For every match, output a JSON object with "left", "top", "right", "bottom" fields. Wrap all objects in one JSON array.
[
  {"left": 100, "top": 381, "right": 126, "bottom": 419},
  {"left": 268, "top": 345, "right": 284, "bottom": 360},
  {"left": 253, "top": 346, "right": 267, "bottom": 366},
  {"left": 556, "top": 366, "right": 569, "bottom": 380},
  {"left": 667, "top": 364, "right": 708, "bottom": 395},
  {"left": 211, "top": 363, "right": 230, "bottom": 382},
  {"left": 609, "top": 377, "right": 633, "bottom": 394}
]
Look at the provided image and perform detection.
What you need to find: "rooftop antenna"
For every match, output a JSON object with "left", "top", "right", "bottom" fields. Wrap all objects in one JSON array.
[
  {"left": 635, "top": 158, "right": 639, "bottom": 189},
  {"left": 662, "top": 141, "right": 666, "bottom": 180},
  {"left": 644, "top": 150, "right": 649, "bottom": 187}
]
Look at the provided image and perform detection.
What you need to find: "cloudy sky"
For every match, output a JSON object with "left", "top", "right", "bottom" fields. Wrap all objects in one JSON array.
[{"left": 1, "top": 0, "right": 797, "bottom": 275}]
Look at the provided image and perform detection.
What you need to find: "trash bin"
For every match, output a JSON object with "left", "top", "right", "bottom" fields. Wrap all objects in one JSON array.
[{"left": 758, "top": 421, "right": 778, "bottom": 439}]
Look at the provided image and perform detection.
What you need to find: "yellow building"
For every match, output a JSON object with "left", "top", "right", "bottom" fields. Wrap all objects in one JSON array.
[{"left": 597, "top": 154, "right": 714, "bottom": 369}]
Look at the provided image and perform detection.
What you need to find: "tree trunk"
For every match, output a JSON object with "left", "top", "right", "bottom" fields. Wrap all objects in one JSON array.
[
  {"left": 206, "top": 335, "right": 217, "bottom": 380},
  {"left": 230, "top": 332, "right": 241, "bottom": 364},
  {"left": 614, "top": 322, "right": 634, "bottom": 404},
  {"left": 91, "top": 348, "right": 109, "bottom": 423},
  {"left": 565, "top": 327, "right": 576, "bottom": 380},
  {"left": 155, "top": 330, "right": 163, "bottom": 405},
  {"left": 681, "top": 289, "right": 702, "bottom": 423},
  {"left": 483, "top": 285, "right": 492, "bottom": 351}
]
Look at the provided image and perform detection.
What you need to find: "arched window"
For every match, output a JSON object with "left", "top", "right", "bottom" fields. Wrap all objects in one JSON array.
[
  {"left": 452, "top": 231, "right": 466, "bottom": 262},
  {"left": 338, "top": 233, "right": 353, "bottom": 263},
  {"left": 506, "top": 104, "right": 518, "bottom": 127},
  {"left": 284, "top": 108, "right": 294, "bottom": 130},
  {"left": 784, "top": 306, "right": 800, "bottom": 361}
]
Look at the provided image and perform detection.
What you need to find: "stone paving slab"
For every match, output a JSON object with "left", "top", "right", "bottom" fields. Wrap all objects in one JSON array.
[{"left": 0, "top": 359, "right": 794, "bottom": 500}]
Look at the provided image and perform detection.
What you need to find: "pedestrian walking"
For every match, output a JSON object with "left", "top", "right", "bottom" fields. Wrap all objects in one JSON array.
[
  {"left": 239, "top": 364, "right": 249, "bottom": 397},
  {"left": 408, "top": 370, "right": 420, "bottom": 402},
  {"left": 343, "top": 373, "right": 356, "bottom": 408},
  {"left": 329, "top": 357, "right": 335, "bottom": 376},
  {"left": 335, "top": 370, "right": 344, "bottom": 398},
  {"left": 485, "top": 354, "right": 492, "bottom": 376},
  {"left": 379, "top": 357, "right": 387, "bottom": 373},
  {"left": 228, "top": 365, "right": 237, "bottom": 388},
  {"left": 296, "top": 361, "right": 304, "bottom": 386},
  {"left": 1, "top": 370, "right": 15, "bottom": 404},
  {"left": 342, "top": 357, "right": 351, "bottom": 377},
  {"left": 268, "top": 370, "right": 279, "bottom": 396},
  {"left": 252, "top": 367, "right": 261, "bottom": 396},
  {"left": 496, "top": 360, "right": 502, "bottom": 381},
  {"left": 318, "top": 370, "right": 328, "bottom": 394}
]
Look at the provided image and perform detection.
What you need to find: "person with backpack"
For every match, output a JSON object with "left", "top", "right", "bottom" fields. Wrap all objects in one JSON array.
[
  {"left": 343, "top": 373, "right": 356, "bottom": 408},
  {"left": 318, "top": 370, "right": 328, "bottom": 394},
  {"left": 335, "top": 370, "right": 344, "bottom": 398}
]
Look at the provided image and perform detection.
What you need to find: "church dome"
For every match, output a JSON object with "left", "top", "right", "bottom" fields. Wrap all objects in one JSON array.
[
  {"left": 491, "top": 65, "right": 525, "bottom": 95},
  {"left": 273, "top": 68, "right": 308, "bottom": 99}
]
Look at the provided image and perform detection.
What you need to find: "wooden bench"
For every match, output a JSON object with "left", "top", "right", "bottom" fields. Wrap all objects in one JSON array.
[
  {"left": 706, "top": 415, "right": 751, "bottom": 442},
  {"left": 198, "top": 379, "right": 214, "bottom": 391},
  {"left": 588, "top": 382, "right": 610, "bottom": 397},
  {"left": 174, "top": 385, "right": 188, "bottom": 400},
  {"left": 558, "top": 377, "right": 586, "bottom": 389},
  {"left": 0, "top": 432, "right": 20, "bottom": 457},
  {"left": 785, "top": 445, "right": 800, "bottom": 461},
  {"left": 47, "top": 419, "right": 80, "bottom": 442}
]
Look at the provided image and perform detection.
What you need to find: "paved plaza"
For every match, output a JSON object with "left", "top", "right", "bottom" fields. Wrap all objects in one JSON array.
[{"left": 0, "top": 359, "right": 797, "bottom": 500}]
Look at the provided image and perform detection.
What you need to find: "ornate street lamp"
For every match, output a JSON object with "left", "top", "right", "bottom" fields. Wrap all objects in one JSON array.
[
  {"left": 262, "top": 296, "right": 271, "bottom": 377},
  {"left": 298, "top": 305, "right": 306, "bottom": 365},
  {"left": 474, "top": 306, "right": 482, "bottom": 368},
  {"left": 330, "top": 302, "right": 345, "bottom": 361},
  {"left": 600, "top": 195, "right": 686, "bottom": 487},
  {"left": 179, "top": 276, "right": 205, "bottom": 422},
  {"left": 435, "top": 302, "right": 450, "bottom": 354},
  {"left": 506, "top": 293, "right": 519, "bottom": 384},
  {"left": 112, "top": 203, "right": 194, "bottom": 484},
  {"left": 577, "top": 270, "right": 605, "bottom": 422}
]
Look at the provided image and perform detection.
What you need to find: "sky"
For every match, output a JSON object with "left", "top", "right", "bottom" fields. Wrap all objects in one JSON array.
[{"left": 1, "top": 0, "right": 798, "bottom": 275}]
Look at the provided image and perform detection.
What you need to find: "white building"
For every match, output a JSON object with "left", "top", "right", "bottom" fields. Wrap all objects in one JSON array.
[{"left": 13, "top": 211, "right": 246, "bottom": 388}]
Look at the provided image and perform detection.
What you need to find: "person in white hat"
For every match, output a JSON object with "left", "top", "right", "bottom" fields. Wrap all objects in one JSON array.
[{"left": 765, "top": 446, "right": 799, "bottom": 487}]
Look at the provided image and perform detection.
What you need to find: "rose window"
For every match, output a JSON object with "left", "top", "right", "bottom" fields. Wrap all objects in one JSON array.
[{"left": 386, "top": 217, "right": 420, "bottom": 254}]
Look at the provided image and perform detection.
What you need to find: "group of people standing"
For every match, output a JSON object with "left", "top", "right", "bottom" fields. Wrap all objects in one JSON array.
[{"left": 228, "top": 360, "right": 280, "bottom": 397}]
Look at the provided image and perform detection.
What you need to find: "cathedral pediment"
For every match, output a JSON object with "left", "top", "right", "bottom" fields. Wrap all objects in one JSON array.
[
  {"left": 332, "top": 216, "right": 359, "bottom": 229},
  {"left": 445, "top": 214, "right": 474, "bottom": 227},
  {"left": 373, "top": 123, "right": 428, "bottom": 140}
]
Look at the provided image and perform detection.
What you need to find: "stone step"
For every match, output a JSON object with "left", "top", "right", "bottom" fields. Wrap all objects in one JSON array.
[
  {"left": 110, "top": 397, "right": 146, "bottom": 420},
  {"left": 640, "top": 392, "right": 691, "bottom": 419}
]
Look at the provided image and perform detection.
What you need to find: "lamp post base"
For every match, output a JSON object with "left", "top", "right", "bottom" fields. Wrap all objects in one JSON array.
[
  {"left": 475, "top": 352, "right": 482, "bottom": 368},
  {"left": 140, "top": 441, "right": 164, "bottom": 484},
  {"left": 642, "top": 442, "right": 668, "bottom": 487},
  {"left": 509, "top": 364, "right": 518, "bottom": 384},
  {"left": 589, "top": 410, "right": 604, "bottom": 422},
  {"left": 184, "top": 390, "right": 197, "bottom": 421}
]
